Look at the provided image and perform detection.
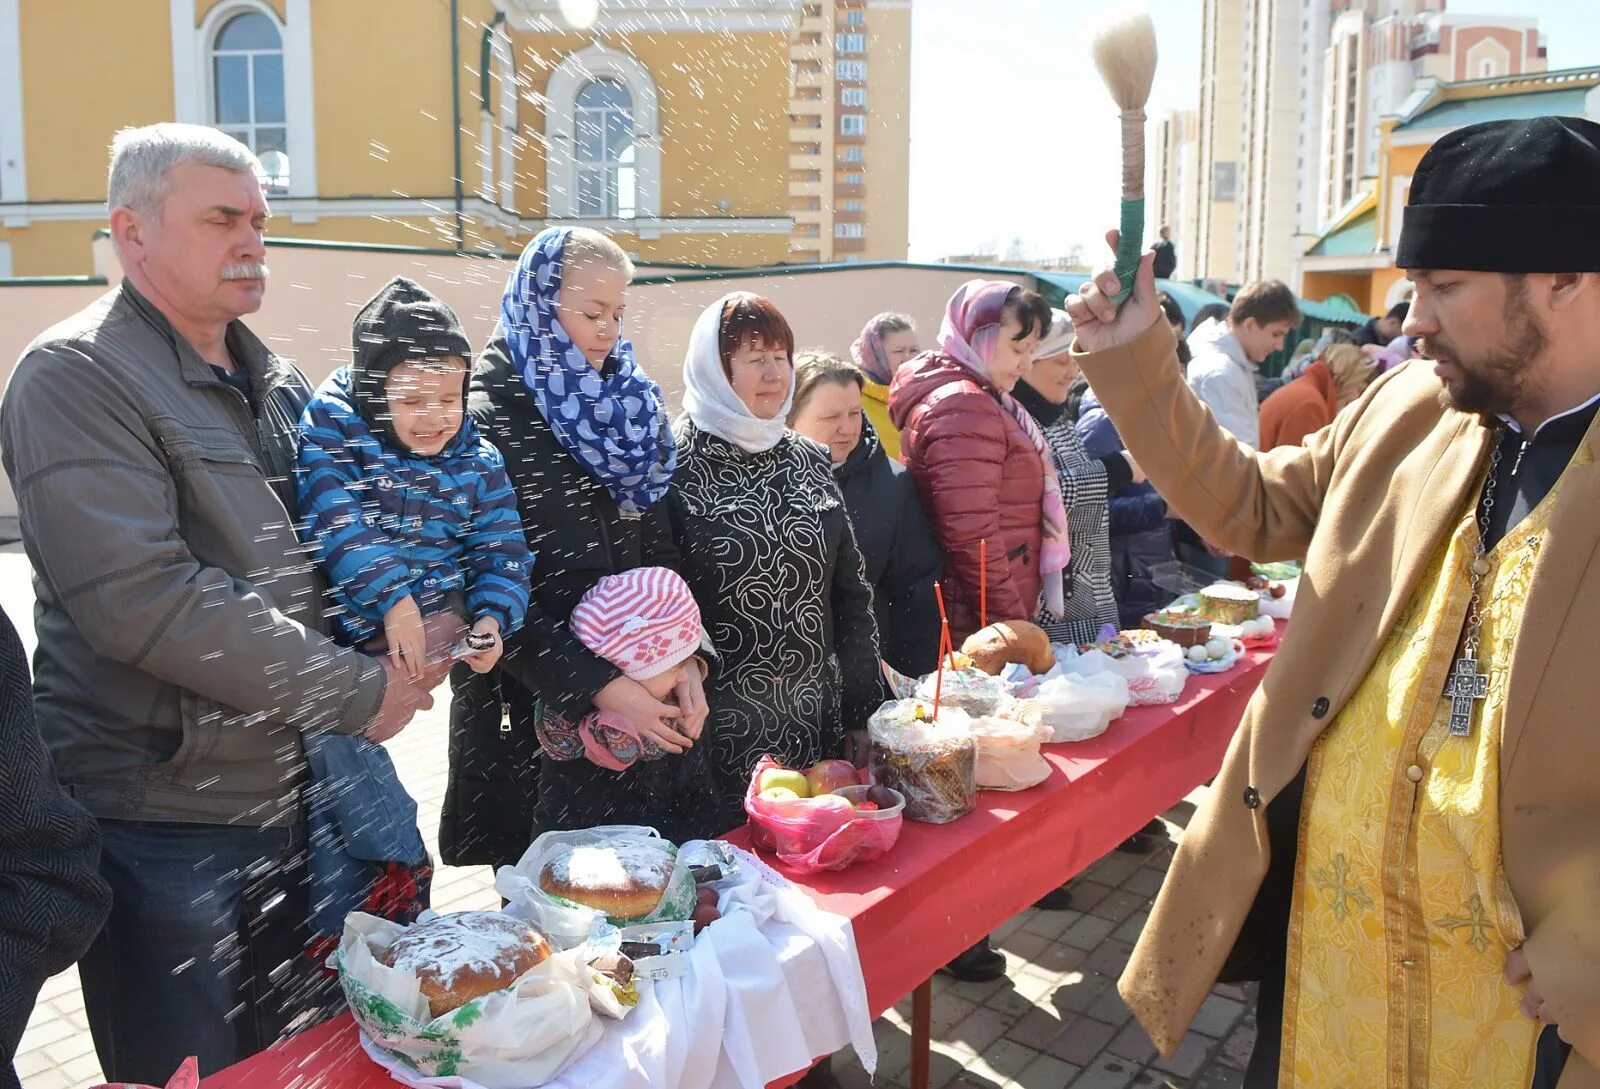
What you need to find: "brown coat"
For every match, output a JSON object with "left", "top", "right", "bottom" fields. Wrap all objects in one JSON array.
[{"left": 1076, "top": 318, "right": 1600, "bottom": 1088}]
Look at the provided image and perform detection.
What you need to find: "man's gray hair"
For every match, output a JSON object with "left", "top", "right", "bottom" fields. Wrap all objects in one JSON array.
[{"left": 108, "top": 123, "right": 262, "bottom": 216}]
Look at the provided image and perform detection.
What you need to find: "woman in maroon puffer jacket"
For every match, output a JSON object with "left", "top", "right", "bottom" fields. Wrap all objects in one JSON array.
[{"left": 889, "top": 280, "right": 1063, "bottom": 644}]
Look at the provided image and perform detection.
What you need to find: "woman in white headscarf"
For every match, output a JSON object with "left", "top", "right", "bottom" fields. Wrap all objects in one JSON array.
[{"left": 669, "top": 293, "right": 881, "bottom": 831}]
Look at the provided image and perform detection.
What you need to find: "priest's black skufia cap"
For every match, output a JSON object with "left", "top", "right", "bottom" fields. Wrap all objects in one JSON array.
[{"left": 1395, "top": 115, "right": 1600, "bottom": 274}]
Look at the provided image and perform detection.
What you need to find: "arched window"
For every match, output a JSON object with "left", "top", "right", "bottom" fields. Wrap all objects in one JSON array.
[
  {"left": 574, "top": 80, "right": 636, "bottom": 219},
  {"left": 211, "top": 11, "right": 289, "bottom": 190}
]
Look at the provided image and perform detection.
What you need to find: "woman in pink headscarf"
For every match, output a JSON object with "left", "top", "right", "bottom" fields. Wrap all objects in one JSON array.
[
  {"left": 850, "top": 312, "right": 920, "bottom": 460},
  {"left": 888, "top": 280, "right": 1068, "bottom": 645}
]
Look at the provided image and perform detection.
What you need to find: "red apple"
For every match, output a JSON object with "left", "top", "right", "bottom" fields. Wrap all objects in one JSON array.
[{"left": 806, "top": 759, "right": 859, "bottom": 797}]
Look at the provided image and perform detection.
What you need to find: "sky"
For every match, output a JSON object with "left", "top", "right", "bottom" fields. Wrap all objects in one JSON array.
[{"left": 905, "top": 0, "right": 1600, "bottom": 263}]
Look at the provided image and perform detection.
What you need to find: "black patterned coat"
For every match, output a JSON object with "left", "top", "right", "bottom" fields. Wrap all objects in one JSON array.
[{"left": 667, "top": 422, "right": 881, "bottom": 830}]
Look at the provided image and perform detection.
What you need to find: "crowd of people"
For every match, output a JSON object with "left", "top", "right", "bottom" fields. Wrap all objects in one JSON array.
[{"left": 0, "top": 112, "right": 1594, "bottom": 1089}]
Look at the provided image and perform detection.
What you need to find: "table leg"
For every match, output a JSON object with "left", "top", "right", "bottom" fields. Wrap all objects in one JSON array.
[{"left": 910, "top": 978, "right": 932, "bottom": 1089}]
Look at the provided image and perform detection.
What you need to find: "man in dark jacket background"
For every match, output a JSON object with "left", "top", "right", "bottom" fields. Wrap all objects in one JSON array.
[
  {"left": 0, "top": 124, "right": 451, "bottom": 1083},
  {"left": 1149, "top": 226, "right": 1177, "bottom": 280},
  {"left": 0, "top": 604, "right": 110, "bottom": 1089}
]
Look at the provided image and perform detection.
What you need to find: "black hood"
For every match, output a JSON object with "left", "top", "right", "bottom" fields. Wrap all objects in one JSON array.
[
  {"left": 834, "top": 413, "right": 885, "bottom": 484},
  {"left": 350, "top": 276, "right": 473, "bottom": 448}
]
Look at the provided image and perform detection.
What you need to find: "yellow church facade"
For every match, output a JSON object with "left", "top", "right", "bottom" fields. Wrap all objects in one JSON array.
[{"left": 0, "top": 0, "right": 805, "bottom": 276}]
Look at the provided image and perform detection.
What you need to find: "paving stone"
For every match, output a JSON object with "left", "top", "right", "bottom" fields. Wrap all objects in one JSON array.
[
  {"left": 1052, "top": 970, "right": 1114, "bottom": 1015},
  {"left": 999, "top": 928, "right": 1053, "bottom": 963},
  {"left": 1091, "top": 890, "right": 1149, "bottom": 925},
  {"left": 1062, "top": 913, "right": 1118, "bottom": 951},
  {"left": 836, "top": 1059, "right": 877, "bottom": 1089},
  {"left": 1022, "top": 906, "right": 1080, "bottom": 940},
  {"left": 987, "top": 968, "right": 1059, "bottom": 1018},
  {"left": 1067, "top": 1052, "right": 1157, "bottom": 1089},
  {"left": 12, "top": 1048, "right": 57, "bottom": 1079},
  {"left": 1084, "top": 983, "right": 1135, "bottom": 1028},
  {"left": 932, "top": 992, "right": 980, "bottom": 1036},
  {"left": 947, "top": 970, "right": 1013, "bottom": 1006},
  {"left": 1193, "top": 1066, "right": 1247, "bottom": 1089},
  {"left": 993, "top": 912, "right": 1031, "bottom": 943},
  {"left": 963, "top": 1038, "right": 1042, "bottom": 1085},
  {"left": 1033, "top": 940, "right": 1090, "bottom": 974},
  {"left": 1004, "top": 1006, "right": 1068, "bottom": 1052},
  {"left": 1152, "top": 1031, "right": 1215, "bottom": 1079},
  {"left": 1064, "top": 880, "right": 1115, "bottom": 912},
  {"left": 1212, "top": 982, "right": 1255, "bottom": 1004},
  {"left": 1122, "top": 868, "right": 1166, "bottom": 898},
  {"left": 1216, "top": 1024, "right": 1257, "bottom": 1070},
  {"left": 1084, "top": 853, "right": 1141, "bottom": 887},
  {"left": 1049, "top": 1015, "right": 1119, "bottom": 1067},
  {"left": 1011, "top": 1052, "right": 1084, "bottom": 1089},
  {"left": 1190, "top": 994, "right": 1247, "bottom": 1039},
  {"left": 920, "top": 1047, "right": 972, "bottom": 1089},
  {"left": 62, "top": 1051, "right": 105, "bottom": 1084},
  {"left": 1106, "top": 1019, "right": 1158, "bottom": 1064},
  {"left": 874, "top": 1021, "right": 915, "bottom": 1083},
  {"left": 1111, "top": 911, "right": 1151, "bottom": 945},
  {"left": 947, "top": 1003, "right": 1015, "bottom": 1057},
  {"left": 1084, "top": 939, "right": 1134, "bottom": 978}
]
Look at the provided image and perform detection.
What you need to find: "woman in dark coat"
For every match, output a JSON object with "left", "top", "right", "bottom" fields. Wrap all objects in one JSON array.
[
  {"left": 788, "top": 351, "right": 941, "bottom": 678},
  {"left": 670, "top": 294, "right": 881, "bottom": 831},
  {"left": 441, "top": 227, "right": 715, "bottom": 869}
]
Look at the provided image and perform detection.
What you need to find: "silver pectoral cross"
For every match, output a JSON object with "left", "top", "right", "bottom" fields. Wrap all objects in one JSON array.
[{"left": 1446, "top": 656, "right": 1489, "bottom": 736}]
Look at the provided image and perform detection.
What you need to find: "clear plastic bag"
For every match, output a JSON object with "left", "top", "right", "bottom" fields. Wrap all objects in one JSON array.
[
  {"left": 1072, "top": 643, "right": 1189, "bottom": 707},
  {"left": 968, "top": 707, "right": 1052, "bottom": 790},
  {"left": 742, "top": 755, "right": 903, "bottom": 873},
  {"left": 1031, "top": 670, "right": 1131, "bottom": 742},
  {"left": 334, "top": 911, "right": 631, "bottom": 1088},
  {"left": 496, "top": 826, "right": 696, "bottom": 951},
  {"left": 866, "top": 701, "right": 978, "bottom": 824}
]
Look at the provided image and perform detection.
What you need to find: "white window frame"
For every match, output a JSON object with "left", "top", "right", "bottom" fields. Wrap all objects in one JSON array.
[
  {"left": 834, "top": 222, "right": 864, "bottom": 238},
  {"left": 843, "top": 172, "right": 863, "bottom": 185},
  {"left": 545, "top": 43, "right": 661, "bottom": 222},
  {"left": 840, "top": 114, "right": 866, "bottom": 136},
  {"left": 0, "top": 0, "right": 24, "bottom": 204},
  {"left": 840, "top": 146, "right": 863, "bottom": 163},
  {"left": 837, "top": 60, "right": 866, "bottom": 81},
  {"left": 841, "top": 199, "right": 862, "bottom": 212},
  {"left": 573, "top": 80, "right": 637, "bottom": 219},
  {"left": 209, "top": 9, "right": 287, "bottom": 187},
  {"left": 479, "top": 21, "right": 520, "bottom": 208},
  {"left": 841, "top": 86, "right": 866, "bottom": 108},
  {"left": 843, "top": 9, "right": 865, "bottom": 26},
  {"left": 171, "top": 0, "right": 317, "bottom": 200},
  {"left": 836, "top": 32, "right": 865, "bottom": 54}
]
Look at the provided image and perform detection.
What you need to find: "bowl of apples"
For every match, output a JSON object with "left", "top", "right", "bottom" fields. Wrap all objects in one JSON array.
[{"left": 744, "top": 756, "right": 905, "bottom": 873}]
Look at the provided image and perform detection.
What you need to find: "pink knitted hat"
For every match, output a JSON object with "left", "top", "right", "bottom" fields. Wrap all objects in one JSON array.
[{"left": 569, "top": 567, "right": 704, "bottom": 681}]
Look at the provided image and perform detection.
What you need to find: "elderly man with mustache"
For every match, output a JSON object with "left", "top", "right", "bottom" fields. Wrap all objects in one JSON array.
[{"left": 0, "top": 124, "right": 450, "bottom": 1083}]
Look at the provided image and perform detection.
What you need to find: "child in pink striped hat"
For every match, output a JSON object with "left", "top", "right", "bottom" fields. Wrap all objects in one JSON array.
[{"left": 537, "top": 567, "right": 706, "bottom": 771}]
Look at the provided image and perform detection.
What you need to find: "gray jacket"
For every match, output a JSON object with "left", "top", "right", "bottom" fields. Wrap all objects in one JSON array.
[{"left": 0, "top": 282, "right": 387, "bottom": 827}]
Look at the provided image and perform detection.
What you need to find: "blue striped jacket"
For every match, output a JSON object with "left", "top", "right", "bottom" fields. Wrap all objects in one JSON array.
[{"left": 296, "top": 367, "right": 532, "bottom": 644}]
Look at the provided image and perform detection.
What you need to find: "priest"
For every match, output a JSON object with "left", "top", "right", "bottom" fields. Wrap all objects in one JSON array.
[{"left": 1067, "top": 115, "right": 1600, "bottom": 1088}]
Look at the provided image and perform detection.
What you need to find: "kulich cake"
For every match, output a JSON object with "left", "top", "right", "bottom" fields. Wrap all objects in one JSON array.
[
  {"left": 539, "top": 841, "right": 676, "bottom": 921},
  {"left": 866, "top": 700, "right": 977, "bottom": 824},
  {"left": 914, "top": 667, "right": 1011, "bottom": 718},
  {"left": 378, "top": 911, "right": 552, "bottom": 1018},
  {"left": 1143, "top": 610, "right": 1213, "bottom": 647},
  {"left": 961, "top": 621, "right": 1055, "bottom": 676},
  {"left": 1197, "top": 584, "right": 1260, "bottom": 625}
]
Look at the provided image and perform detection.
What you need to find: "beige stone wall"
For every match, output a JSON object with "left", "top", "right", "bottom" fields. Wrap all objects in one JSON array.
[{"left": 0, "top": 239, "right": 1034, "bottom": 517}]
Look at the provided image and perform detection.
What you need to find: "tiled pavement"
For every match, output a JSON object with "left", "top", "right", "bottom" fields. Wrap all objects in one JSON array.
[{"left": 4, "top": 546, "right": 1260, "bottom": 1089}]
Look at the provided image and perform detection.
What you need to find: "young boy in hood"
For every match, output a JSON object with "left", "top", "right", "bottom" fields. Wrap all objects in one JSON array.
[
  {"left": 293, "top": 277, "right": 532, "bottom": 951},
  {"left": 297, "top": 276, "right": 531, "bottom": 671}
]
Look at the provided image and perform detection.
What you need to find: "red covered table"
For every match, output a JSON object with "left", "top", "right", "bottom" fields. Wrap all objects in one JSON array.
[{"left": 201, "top": 649, "right": 1272, "bottom": 1089}]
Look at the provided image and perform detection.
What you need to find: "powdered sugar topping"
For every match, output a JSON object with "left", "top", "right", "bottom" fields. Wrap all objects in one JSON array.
[
  {"left": 547, "top": 841, "right": 675, "bottom": 892},
  {"left": 383, "top": 911, "right": 541, "bottom": 991}
]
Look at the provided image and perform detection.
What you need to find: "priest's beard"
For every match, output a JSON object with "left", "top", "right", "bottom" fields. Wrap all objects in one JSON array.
[{"left": 1420, "top": 275, "right": 1548, "bottom": 417}]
